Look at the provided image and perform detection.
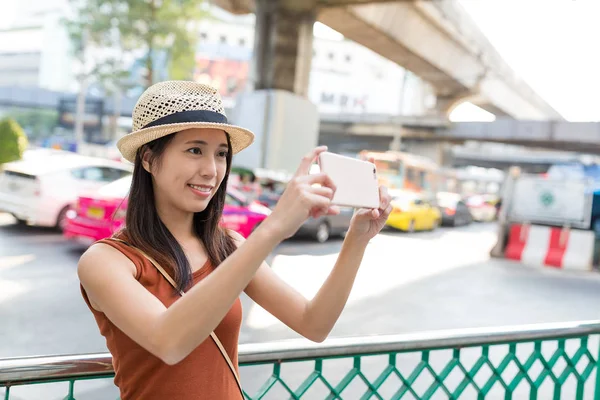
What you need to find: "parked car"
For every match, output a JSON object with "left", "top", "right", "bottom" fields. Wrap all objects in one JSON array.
[
  {"left": 436, "top": 192, "right": 472, "bottom": 227},
  {"left": 256, "top": 190, "right": 282, "bottom": 209},
  {"left": 63, "top": 175, "right": 130, "bottom": 243},
  {"left": 386, "top": 190, "right": 441, "bottom": 232},
  {"left": 295, "top": 207, "right": 355, "bottom": 243},
  {"left": 466, "top": 194, "right": 498, "bottom": 222},
  {"left": 222, "top": 187, "right": 272, "bottom": 238},
  {"left": 63, "top": 178, "right": 271, "bottom": 245},
  {"left": 255, "top": 187, "right": 353, "bottom": 243},
  {"left": 0, "top": 150, "right": 132, "bottom": 230}
]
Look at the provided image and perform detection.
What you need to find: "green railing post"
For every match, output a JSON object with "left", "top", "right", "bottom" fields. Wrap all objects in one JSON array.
[
  {"left": 594, "top": 335, "right": 600, "bottom": 400},
  {"left": 62, "top": 380, "right": 76, "bottom": 400}
]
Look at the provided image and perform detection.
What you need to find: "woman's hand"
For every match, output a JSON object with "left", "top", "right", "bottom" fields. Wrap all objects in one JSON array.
[
  {"left": 346, "top": 185, "right": 392, "bottom": 244},
  {"left": 264, "top": 146, "right": 339, "bottom": 241}
]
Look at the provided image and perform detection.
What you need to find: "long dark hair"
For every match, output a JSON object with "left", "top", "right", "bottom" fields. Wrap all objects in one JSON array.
[{"left": 120, "top": 132, "right": 238, "bottom": 292}]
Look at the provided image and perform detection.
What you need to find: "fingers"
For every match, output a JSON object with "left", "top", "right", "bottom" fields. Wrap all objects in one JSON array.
[
  {"left": 373, "top": 203, "right": 392, "bottom": 220},
  {"left": 354, "top": 185, "right": 392, "bottom": 220},
  {"left": 356, "top": 202, "right": 392, "bottom": 221},
  {"left": 306, "top": 178, "right": 337, "bottom": 218},
  {"left": 311, "top": 206, "right": 340, "bottom": 219},
  {"left": 382, "top": 203, "right": 393, "bottom": 218},
  {"left": 327, "top": 205, "right": 341, "bottom": 215},
  {"left": 293, "top": 146, "right": 328, "bottom": 179},
  {"left": 304, "top": 191, "right": 332, "bottom": 211},
  {"left": 378, "top": 185, "right": 391, "bottom": 210},
  {"left": 303, "top": 173, "right": 337, "bottom": 193},
  {"left": 304, "top": 187, "right": 338, "bottom": 219},
  {"left": 308, "top": 185, "right": 335, "bottom": 200}
]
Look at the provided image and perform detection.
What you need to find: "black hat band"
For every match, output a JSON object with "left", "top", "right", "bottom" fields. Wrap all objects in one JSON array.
[{"left": 142, "top": 110, "right": 228, "bottom": 129}]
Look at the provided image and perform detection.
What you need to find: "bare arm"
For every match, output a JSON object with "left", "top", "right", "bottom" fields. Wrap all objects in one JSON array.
[
  {"left": 302, "top": 234, "right": 369, "bottom": 340},
  {"left": 244, "top": 186, "right": 391, "bottom": 342},
  {"left": 79, "top": 223, "right": 280, "bottom": 365},
  {"left": 243, "top": 232, "right": 369, "bottom": 342},
  {"left": 78, "top": 146, "right": 338, "bottom": 365}
]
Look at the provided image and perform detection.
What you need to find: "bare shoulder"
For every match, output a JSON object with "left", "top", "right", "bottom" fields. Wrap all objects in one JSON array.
[
  {"left": 78, "top": 242, "right": 137, "bottom": 279},
  {"left": 76, "top": 242, "right": 175, "bottom": 361},
  {"left": 77, "top": 242, "right": 137, "bottom": 311}
]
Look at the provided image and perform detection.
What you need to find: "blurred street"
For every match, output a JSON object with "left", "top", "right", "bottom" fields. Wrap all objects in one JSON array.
[
  {"left": 3, "top": 0, "right": 600, "bottom": 397},
  {"left": 5, "top": 212, "right": 600, "bottom": 355},
  {"left": 3, "top": 212, "right": 600, "bottom": 398}
]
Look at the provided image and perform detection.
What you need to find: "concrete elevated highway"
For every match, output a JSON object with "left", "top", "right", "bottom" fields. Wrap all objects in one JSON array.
[
  {"left": 214, "top": 0, "right": 563, "bottom": 120},
  {"left": 317, "top": 112, "right": 600, "bottom": 154}
]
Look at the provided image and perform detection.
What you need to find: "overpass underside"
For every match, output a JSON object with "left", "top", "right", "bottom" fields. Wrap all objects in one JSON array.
[
  {"left": 320, "top": 116, "right": 600, "bottom": 155},
  {"left": 214, "top": 0, "right": 563, "bottom": 120},
  {"left": 450, "top": 156, "right": 556, "bottom": 174},
  {"left": 431, "top": 120, "right": 600, "bottom": 154},
  {"left": 319, "top": 0, "right": 562, "bottom": 119},
  {"left": 318, "top": 129, "right": 583, "bottom": 174},
  {"left": 402, "top": 132, "right": 600, "bottom": 155}
]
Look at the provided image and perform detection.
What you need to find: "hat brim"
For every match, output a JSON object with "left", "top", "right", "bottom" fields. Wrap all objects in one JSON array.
[{"left": 117, "top": 122, "right": 255, "bottom": 163}]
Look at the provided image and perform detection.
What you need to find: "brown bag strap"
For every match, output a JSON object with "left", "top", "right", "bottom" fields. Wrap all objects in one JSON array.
[{"left": 108, "top": 238, "right": 244, "bottom": 398}]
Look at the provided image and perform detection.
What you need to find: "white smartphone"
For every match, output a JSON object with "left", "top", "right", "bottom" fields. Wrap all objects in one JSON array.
[{"left": 317, "top": 152, "right": 380, "bottom": 209}]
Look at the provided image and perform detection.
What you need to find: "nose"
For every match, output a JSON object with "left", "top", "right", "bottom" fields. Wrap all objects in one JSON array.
[{"left": 200, "top": 156, "right": 217, "bottom": 179}]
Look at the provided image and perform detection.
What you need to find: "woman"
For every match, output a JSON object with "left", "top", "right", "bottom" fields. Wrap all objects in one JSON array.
[{"left": 78, "top": 81, "right": 392, "bottom": 399}]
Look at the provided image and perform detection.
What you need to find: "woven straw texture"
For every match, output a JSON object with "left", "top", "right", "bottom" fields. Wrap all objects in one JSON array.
[{"left": 117, "top": 81, "right": 254, "bottom": 163}]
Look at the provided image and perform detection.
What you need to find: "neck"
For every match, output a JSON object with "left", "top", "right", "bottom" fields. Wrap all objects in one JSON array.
[{"left": 155, "top": 201, "right": 196, "bottom": 245}]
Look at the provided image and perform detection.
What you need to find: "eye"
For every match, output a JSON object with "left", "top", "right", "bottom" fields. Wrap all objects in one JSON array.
[
  {"left": 218, "top": 150, "right": 229, "bottom": 158},
  {"left": 187, "top": 147, "right": 201, "bottom": 155}
]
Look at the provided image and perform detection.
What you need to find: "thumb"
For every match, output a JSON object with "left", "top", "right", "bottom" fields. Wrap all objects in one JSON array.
[{"left": 355, "top": 208, "right": 379, "bottom": 220}]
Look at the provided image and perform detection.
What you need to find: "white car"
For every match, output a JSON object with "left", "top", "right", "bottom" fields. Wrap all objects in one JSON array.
[
  {"left": 466, "top": 195, "right": 498, "bottom": 222},
  {"left": 0, "top": 149, "right": 132, "bottom": 230}
]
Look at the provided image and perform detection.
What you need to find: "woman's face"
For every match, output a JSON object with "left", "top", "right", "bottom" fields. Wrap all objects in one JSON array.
[{"left": 144, "top": 128, "right": 229, "bottom": 214}]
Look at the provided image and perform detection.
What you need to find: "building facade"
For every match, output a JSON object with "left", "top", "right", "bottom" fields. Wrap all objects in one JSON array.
[
  {"left": 0, "top": 0, "right": 74, "bottom": 92},
  {"left": 190, "top": 12, "right": 436, "bottom": 117}
]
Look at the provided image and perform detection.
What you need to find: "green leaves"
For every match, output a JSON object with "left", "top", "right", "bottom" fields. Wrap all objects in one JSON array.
[
  {"left": 0, "top": 118, "right": 29, "bottom": 165},
  {"left": 64, "top": 0, "right": 208, "bottom": 89}
]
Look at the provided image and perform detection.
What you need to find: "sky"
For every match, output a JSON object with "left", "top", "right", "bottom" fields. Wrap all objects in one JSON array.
[
  {"left": 1, "top": 0, "right": 598, "bottom": 122},
  {"left": 316, "top": 0, "right": 600, "bottom": 122},
  {"left": 457, "top": 0, "right": 600, "bottom": 122},
  {"left": 0, "top": 0, "right": 17, "bottom": 29}
]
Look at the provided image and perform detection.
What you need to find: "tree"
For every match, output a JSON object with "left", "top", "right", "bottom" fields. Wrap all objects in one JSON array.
[
  {"left": 64, "top": 0, "right": 208, "bottom": 142},
  {"left": 65, "top": 0, "right": 208, "bottom": 90},
  {"left": 9, "top": 109, "right": 59, "bottom": 141},
  {"left": 94, "top": 59, "right": 135, "bottom": 141},
  {"left": 0, "top": 118, "right": 29, "bottom": 165}
]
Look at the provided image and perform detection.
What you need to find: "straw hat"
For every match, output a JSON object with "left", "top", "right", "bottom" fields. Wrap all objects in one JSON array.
[{"left": 117, "top": 81, "right": 255, "bottom": 163}]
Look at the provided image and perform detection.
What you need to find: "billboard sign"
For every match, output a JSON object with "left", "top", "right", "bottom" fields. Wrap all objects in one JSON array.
[{"left": 508, "top": 175, "right": 594, "bottom": 229}]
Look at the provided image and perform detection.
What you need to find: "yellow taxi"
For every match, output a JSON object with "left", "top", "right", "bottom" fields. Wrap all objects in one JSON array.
[{"left": 385, "top": 189, "right": 442, "bottom": 232}]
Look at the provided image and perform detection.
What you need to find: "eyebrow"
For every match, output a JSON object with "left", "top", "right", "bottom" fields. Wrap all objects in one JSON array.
[{"left": 184, "top": 140, "right": 228, "bottom": 149}]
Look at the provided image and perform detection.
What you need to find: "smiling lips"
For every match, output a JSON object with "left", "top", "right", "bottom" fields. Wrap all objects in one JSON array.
[{"left": 188, "top": 184, "right": 213, "bottom": 198}]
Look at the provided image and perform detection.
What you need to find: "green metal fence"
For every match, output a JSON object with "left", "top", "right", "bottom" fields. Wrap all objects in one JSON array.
[{"left": 2, "top": 320, "right": 600, "bottom": 399}]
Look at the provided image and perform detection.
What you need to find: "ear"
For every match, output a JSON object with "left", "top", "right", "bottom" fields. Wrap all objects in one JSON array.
[{"left": 141, "top": 148, "right": 152, "bottom": 174}]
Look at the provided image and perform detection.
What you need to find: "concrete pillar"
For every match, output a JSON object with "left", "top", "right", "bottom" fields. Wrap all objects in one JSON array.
[
  {"left": 389, "top": 133, "right": 402, "bottom": 152},
  {"left": 252, "top": 0, "right": 316, "bottom": 97},
  {"left": 231, "top": 0, "right": 320, "bottom": 174}
]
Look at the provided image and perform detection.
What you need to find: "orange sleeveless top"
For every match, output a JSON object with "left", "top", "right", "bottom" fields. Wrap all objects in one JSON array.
[{"left": 80, "top": 237, "right": 243, "bottom": 400}]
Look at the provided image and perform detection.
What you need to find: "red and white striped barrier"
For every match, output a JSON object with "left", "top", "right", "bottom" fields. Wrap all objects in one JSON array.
[{"left": 505, "top": 223, "right": 595, "bottom": 271}]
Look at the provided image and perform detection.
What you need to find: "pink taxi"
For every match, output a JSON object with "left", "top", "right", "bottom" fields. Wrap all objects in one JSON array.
[{"left": 63, "top": 176, "right": 271, "bottom": 245}]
